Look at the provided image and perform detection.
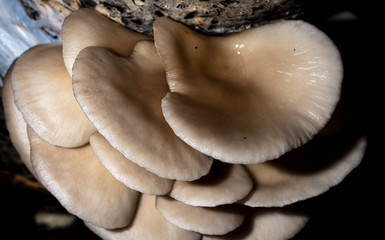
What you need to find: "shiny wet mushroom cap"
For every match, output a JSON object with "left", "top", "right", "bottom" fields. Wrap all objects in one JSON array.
[{"left": 154, "top": 17, "right": 343, "bottom": 164}]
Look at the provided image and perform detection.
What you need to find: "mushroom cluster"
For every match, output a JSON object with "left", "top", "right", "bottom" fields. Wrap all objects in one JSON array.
[{"left": 2, "top": 8, "right": 367, "bottom": 240}]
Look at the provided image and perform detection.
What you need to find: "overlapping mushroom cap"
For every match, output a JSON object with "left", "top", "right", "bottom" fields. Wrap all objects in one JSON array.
[
  {"left": 155, "top": 17, "right": 343, "bottom": 164},
  {"left": 1, "top": 9, "right": 367, "bottom": 240}
]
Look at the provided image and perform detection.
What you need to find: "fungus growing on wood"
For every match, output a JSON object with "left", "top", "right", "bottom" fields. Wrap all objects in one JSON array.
[{"left": 0, "top": 7, "right": 367, "bottom": 240}]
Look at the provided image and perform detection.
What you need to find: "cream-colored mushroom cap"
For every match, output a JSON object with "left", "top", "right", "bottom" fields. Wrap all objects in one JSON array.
[
  {"left": 170, "top": 161, "right": 253, "bottom": 207},
  {"left": 241, "top": 133, "right": 367, "bottom": 207},
  {"left": 11, "top": 44, "right": 96, "bottom": 148},
  {"left": 90, "top": 132, "right": 173, "bottom": 195},
  {"left": 1, "top": 64, "right": 33, "bottom": 174},
  {"left": 62, "top": 8, "right": 151, "bottom": 76},
  {"left": 154, "top": 17, "right": 343, "bottom": 164},
  {"left": 28, "top": 127, "right": 139, "bottom": 229},
  {"left": 85, "top": 194, "right": 201, "bottom": 240},
  {"left": 72, "top": 41, "right": 213, "bottom": 181},
  {"left": 156, "top": 196, "right": 246, "bottom": 235},
  {"left": 203, "top": 207, "right": 309, "bottom": 240}
]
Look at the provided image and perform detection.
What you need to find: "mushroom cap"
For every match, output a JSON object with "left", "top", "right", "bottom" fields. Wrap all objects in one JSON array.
[
  {"left": 62, "top": 8, "right": 151, "bottom": 76},
  {"left": 1, "top": 64, "right": 33, "bottom": 174},
  {"left": 89, "top": 132, "right": 173, "bottom": 195},
  {"left": 154, "top": 17, "right": 343, "bottom": 164},
  {"left": 11, "top": 44, "right": 96, "bottom": 148},
  {"left": 156, "top": 196, "right": 246, "bottom": 235},
  {"left": 170, "top": 161, "right": 253, "bottom": 207},
  {"left": 28, "top": 127, "right": 139, "bottom": 229},
  {"left": 85, "top": 194, "right": 201, "bottom": 240},
  {"left": 241, "top": 132, "right": 367, "bottom": 207},
  {"left": 202, "top": 207, "right": 309, "bottom": 240},
  {"left": 72, "top": 41, "right": 213, "bottom": 181}
]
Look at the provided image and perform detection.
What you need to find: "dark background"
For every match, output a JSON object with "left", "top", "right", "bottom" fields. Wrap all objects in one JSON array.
[{"left": 0, "top": 0, "right": 380, "bottom": 239}]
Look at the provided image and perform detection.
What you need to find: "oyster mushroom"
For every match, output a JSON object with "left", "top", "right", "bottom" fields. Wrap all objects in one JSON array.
[
  {"left": 10, "top": 44, "right": 96, "bottom": 148},
  {"left": 1, "top": 64, "right": 32, "bottom": 174},
  {"left": 241, "top": 132, "right": 367, "bottom": 207},
  {"left": 28, "top": 127, "right": 139, "bottom": 229},
  {"left": 85, "top": 194, "right": 201, "bottom": 240},
  {"left": 156, "top": 196, "right": 246, "bottom": 235},
  {"left": 62, "top": 8, "right": 151, "bottom": 76},
  {"left": 202, "top": 207, "right": 309, "bottom": 240},
  {"left": 72, "top": 41, "right": 213, "bottom": 181},
  {"left": 169, "top": 161, "right": 253, "bottom": 207},
  {"left": 89, "top": 132, "right": 173, "bottom": 195},
  {"left": 154, "top": 17, "right": 343, "bottom": 164}
]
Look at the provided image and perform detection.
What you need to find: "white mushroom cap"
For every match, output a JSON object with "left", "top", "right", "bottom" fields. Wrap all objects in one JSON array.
[
  {"left": 170, "top": 161, "right": 253, "bottom": 207},
  {"left": 1, "top": 64, "right": 33, "bottom": 174},
  {"left": 85, "top": 194, "right": 201, "bottom": 240},
  {"left": 72, "top": 41, "right": 213, "bottom": 181},
  {"left": 203, "top": 207, "right": 309, "bottom": 240},
  {"left": 11, "top": 44, "right": 96, "bottom": 148},
  {"left": 241, "top": 133, "right": 367, "bottom": 207},
  {"left": 28, "top": 127, "right": 139, "bottom": 229},
  {"left": 154, "top": 17, "right": 343, "bottom": 164},
  {"left": 156, "top": 196, "right": 246, "bottom": 235},
  {"left": 62, "top": 8, "right": 151, "bottom": 76},
  {"left": 89, "top": 132, "right": 173, "bottom": 195}
]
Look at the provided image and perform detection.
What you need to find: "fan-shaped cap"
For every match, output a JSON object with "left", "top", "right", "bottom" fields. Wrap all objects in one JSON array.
[
  {"left": 170, "top": 161, "right": 253, "bottom": 207},
  {"left": 11, "top": 44, "right": 96, "bottom": 148},
  {"left": 156, "top": 196, "right": 246, "bottom": 235},
  {"left": 62, "top": 8, "right": 151, "bottom": 76},
  {"left": 28, "top": 127, "right": 139, "bottom": 229},
  {"left": 154, "top": 17, "right": 343, "bottom": 164},
  {"left": 203, "top": 207, "right": 309, "bottom": 240},
  {"left": 1, "top": 64, "right": 32, "bottom": 174},
  {"left": 85, "top": 194, "right": 201, "bottom": 240},
  {"left": 90, "top": 132, "right": 173, "bottom": 195},
  {"left": 72, "top": 41, "right": 213, "bottom": 181},
  {"left": 241, "top": 132, "right": 367, "bottom": 207}
]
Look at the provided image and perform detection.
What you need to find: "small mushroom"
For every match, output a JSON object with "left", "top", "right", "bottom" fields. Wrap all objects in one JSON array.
[
  {"left": 72, "top": 41, "right": 213, "bottom": 181},
  {"left": 154, "top": 17, "right": 343, "bottom": 164},
  {"left": 202, "top": 207, "right": 309, "bottom": 240},
  {"left": 11, "top": 44, "right": 96, "bottom": 148},
  {"left": 1, "top": 64, "right": 32, "bottom": 174},
  {"left": 170, "top": 161, "right": 253, "bottom": 207},
  {"left": 85, "top": 194, "right": 201, "bottom": 240},
  {"left": 62, "top": 8, "right": 151, "bottom": 76},
  {"left": 89, "top": 132, "right": 173, "bottom": 195},
  {"left": 28, "top": 127, "right": 139, "bottom": 229},
  {"left": 156, "top": 196, "right": 246, "bottom": 235},
  {"left": 241, "top": 132, "right": 367, "bottom": 207}
]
